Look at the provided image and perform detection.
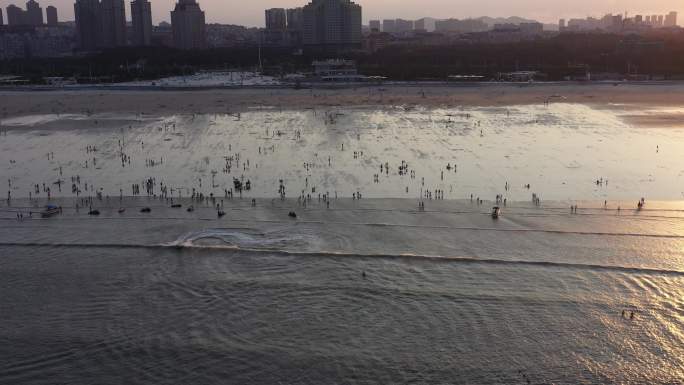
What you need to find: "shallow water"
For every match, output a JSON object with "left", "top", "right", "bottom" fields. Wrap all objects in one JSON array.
[
  {"left": 1, "top": 104, "right": 684, "bottom": 384},
  {"left": 2, "top": 245, "right": 682, "bottom": 385},
  {"left": 1, "top": 198, "right": 684, "bottom": 384}
]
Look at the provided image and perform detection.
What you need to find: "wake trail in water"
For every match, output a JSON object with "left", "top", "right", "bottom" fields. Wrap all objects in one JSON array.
[
  {"left": 1, "top": 241, "right": 683, "bottom": 277},
  {"left": 3, "top": 216, "right": 684, "bottom": 238}
]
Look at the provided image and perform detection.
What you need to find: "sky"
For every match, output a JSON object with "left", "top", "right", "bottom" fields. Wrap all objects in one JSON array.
[{"left": 0, "top": 0, "right": 680, "bottom": 27}]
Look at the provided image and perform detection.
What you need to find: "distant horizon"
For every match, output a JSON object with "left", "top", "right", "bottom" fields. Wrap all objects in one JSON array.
[{"left": 0, "top": 0, "right": 680, "bottom": 27}]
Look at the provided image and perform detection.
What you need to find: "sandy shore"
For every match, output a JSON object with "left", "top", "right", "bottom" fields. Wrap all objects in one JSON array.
[{"left": 3, "top": 82, "right": 684, "bottom": 118}]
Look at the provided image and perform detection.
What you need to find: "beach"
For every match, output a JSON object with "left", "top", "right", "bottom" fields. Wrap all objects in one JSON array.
[
  {"left": 2, "top": 92, "right": 684, "bottom": 201},
  {"left": 1, "top": 83, "right": 683, "bottom": 384}
]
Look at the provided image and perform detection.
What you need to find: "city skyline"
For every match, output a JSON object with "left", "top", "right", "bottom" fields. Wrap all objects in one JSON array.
[{"left": 0, "top": 0, "right": 682, "bottom": 27}]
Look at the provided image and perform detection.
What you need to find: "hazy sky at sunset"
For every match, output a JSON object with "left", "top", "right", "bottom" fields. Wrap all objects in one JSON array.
[{"left": 0, "top": 0, "right": 680, "bottom": 26}]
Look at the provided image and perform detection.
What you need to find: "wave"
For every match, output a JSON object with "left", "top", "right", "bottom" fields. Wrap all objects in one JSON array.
[{"left": 1, "top": 241, "right": 683, "bottom": 277}]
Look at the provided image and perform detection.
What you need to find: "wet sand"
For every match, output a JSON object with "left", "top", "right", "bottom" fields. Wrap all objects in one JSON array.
[{"left": 3, "top": 103, "right": 684, "bottom": 201}]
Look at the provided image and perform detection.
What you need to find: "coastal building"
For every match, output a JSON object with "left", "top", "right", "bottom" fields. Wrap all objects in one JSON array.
[
  {"left": 100, "top": 0, "right": 127, "bottom": 47},
  {"left": 286, "top": 8, "right": 303, "bottom": 31},
  {"left": 206, "top": 23, "right": 260, "bottom": 48},
  {"left": 369, "top": 20, "right": 380, "bottom": 32},
  {"left": 394, "top": 19, "right": 413, "bottom": 33},
  {"left": 287, "top": 7, "right": 303, "bottom": 46},
  {"left": 152, "top": 21, "right": 173, "bottom": 47},
  {"left": 414, "top": 17, "right": 435, "bottom": 32},
  {"left": 73, "top": 0, "right": 126, "bottom": 49},
  {"left": 46, "top": 5, "right": 58, "bottom": 26},
  {"left": 363, "top": 29, "right": 390, "bottom": 52},
  {"left": 563, "top": 11, "right": 679, "bottom": 32},
  {"left": 262, "top": 7, "right": 303, "bottom": 47},
  {"left": 74, "top": 0, "right": 100, "bottom": 49},
  {"left": 312, "top": 59, "right": 364, "bottom": 81},
  {"left": 171, "top": 0, "right": 207, "bottom": 50},
  {"left": 6, "top": 4, "right": 27, "bottom": 26},
  {"left": 665, "top": 11, "right": 677, "bottom": 27},
  {"left": 26, "top": 0, "right": 43, "bottom": 26},
  {"left": 414, "top": 18, "right": 426, "bottom": 31},
  {"left": 302, "top": 0, "right": 361, "bottom": 50},
  {"left": 0, "top": 9, "right": 3, "bottom": 26},
  {"left": 265, "top": 8, "right": 286, "bottom": 30},
  {"left": 131, "top": 0, "right": 152, "bottom": 46},
  {"left": 435, "top": 18, "right": 488, "bottom": 33},
  {"left": 519, "top": 22, "right": 543, "bottom": 36},
  {"left": 382, "top": 19, "right": 395, "bottom": 33},
  {"left": 650, "top": 15, "right": 658, "bottom": 26},
  {"left": 0, "top": 23, "right": 74, "bottom": 59}
]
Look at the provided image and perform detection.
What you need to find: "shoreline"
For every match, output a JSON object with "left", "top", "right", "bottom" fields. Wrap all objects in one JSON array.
[
  {"left": 3, "top": 196, "right": 683, "bottom": 211},
  {"left": 3, "top": 82, "right": 684, "bottom": 118}
]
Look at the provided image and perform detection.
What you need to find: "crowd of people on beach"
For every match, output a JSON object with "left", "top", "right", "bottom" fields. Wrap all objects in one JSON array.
[{"left": 3, "top": 106, "right": 657, "bottom": 223}]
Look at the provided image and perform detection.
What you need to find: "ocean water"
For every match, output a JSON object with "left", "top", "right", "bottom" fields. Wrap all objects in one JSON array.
[
  {"left": 1, "top": 198, "right": 683, "bottom": 384},
  {"left": 1, "top": 104, "right": 684, "bottom": 384}
]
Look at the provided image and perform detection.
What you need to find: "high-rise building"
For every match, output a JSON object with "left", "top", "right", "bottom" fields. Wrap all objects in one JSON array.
[
  {"left": 265, "top": 8, "right": 286, "bottom": 30},
  {"left": 74, "top": 0, "right": 101, "bottom": 49},
  {"left": 559, "top": 18, "right": 566, "bottom": 30},
  {"left": 286, "top": 7, "right": 303, "bottom": 31},
  {"left": 302, "top": 0, "right": 361, "bottom": 49},
  {"left": 131, "top": 0, "right": 152, "bottom": 46},
  {"left": 665, "top": 11, "right": 677, "bottom": 27},
  {"left": 650, "top": 15, "right": 658, "bottom": 26},
  {"left": 100, "top": 0, "right": 127, "bottom": 47},
  {"left": 46, "top": 5, "right": 57, "bottom": 26},
  {"left": 519, "top": 22, "right": 543, "bottom": 35},
  {"left": 25, "top": 0, "right": 43, "bottom": 26},
  {"left": 0, "top": 8, "right": 3, "bottom": 26},
  {"left": 657, "top": 15, "right": 664, "bottom": 26},
  {"left": 6, "top": 4, "right": 27, "bottom": 26},
  {"left": 414, "top": 17, "right": 436, "bottom": 32},
  {"left": 611, "top": 14, "right": 623, "bottom": 29},
  {"left": 171, "top": 0, "right": 206, "bottom": 50},
  {"left": 435, "top": 18, "right": 488, "bottom": 33},
  {"left": 382, "top": 19, "right": 395, "bottom": 33},
  {"left": 395, "top": 19, "right": 413, "bottom": 33},
  {"left": 369, "top": 19, "right": 380, "bottom": 31}
]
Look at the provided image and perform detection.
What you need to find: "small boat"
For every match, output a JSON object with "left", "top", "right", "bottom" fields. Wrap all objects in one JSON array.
[
  {"left": 118, "top": 207, "right": 126, "bottom": 214},
  {"left": 140, "top": 207, "right": 151, "bottom": 213},
  {"left": 217, "top": 210, "right": 226, "bottom": 217},
  {"left": 187, "top": 206, "right": 194, "bottom": 212},
  {"left": 40, "top": 205, "right": 61, "bottom": 218},
  {"left": 171, "top": 204, "right": 182, "bottom": 208},
  {"left": 491, "top": 206, "right": 501, "bottom": 219},
  {"left": 88, "top": 209, "right": 100, "bottom": 216},
  {"left": 288, "top": 211, "right": 297, "bottom": 218}
]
